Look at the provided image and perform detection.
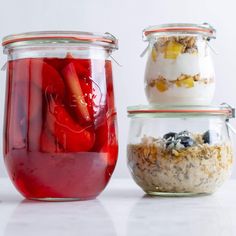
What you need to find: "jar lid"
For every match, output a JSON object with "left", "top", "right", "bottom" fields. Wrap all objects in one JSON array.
[
  {"left": 127, "top": 104, "right": 234, "bottom": 118},
  {"left": 143, "top": 23, "right": 216, "bottom": 41},
  {"left": 2, "top": 31, "right": 118, "bottom": 50}
]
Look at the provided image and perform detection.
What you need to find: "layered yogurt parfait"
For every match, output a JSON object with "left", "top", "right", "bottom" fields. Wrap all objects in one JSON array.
[{"left": 143, "top": 23, "right": 216, "bottom": 105}]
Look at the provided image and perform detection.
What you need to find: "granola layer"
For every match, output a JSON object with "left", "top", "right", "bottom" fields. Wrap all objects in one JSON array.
[
  {"left": 148, "top": 74, "right": 214, "bottom": 92},
  {"left": 153, "top": 36, "right": 198, "bottom": 59}
]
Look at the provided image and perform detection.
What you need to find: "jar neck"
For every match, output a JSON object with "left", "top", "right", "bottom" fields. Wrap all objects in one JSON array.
[
  {"left": 146, "top": 32, "right": 212, "bottom": 42},
  {"left": 5, "top": 45, "right": 112, "bottom": 61}
]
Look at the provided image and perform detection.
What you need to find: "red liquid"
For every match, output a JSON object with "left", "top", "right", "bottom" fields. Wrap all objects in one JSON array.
[{"left": 4, "top": 57, "right": 118, "bottom": 200}]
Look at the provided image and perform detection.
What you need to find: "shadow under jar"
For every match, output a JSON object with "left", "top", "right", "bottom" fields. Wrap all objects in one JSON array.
[
  {"left": 127, "top": 105, "right": 235, "bottom": 196},
  {"left": 143, "top": 23, "right": 216, "bottom": 105},
  {"left": 2, "top": 31, "right": 119, "bottom": 201}
]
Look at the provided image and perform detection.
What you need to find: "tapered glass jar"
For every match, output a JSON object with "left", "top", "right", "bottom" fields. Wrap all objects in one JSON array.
[
  {"left": 2, "top": 31, "right": 119, "bottom": 201},
  {"left": 143, "top": 23, "right": 216, "bottom": 105}
]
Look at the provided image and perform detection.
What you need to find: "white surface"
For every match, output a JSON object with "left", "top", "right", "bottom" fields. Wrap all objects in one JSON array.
[
  {"left": 0, "top": 0, "right": 236, "bottom": 178},
  {"left": 1, "top": 178, "right": 236, "bottom": 236}
]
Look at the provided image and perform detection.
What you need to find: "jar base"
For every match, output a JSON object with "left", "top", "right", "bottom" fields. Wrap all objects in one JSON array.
[
  {"left": 145, "top": 191, "right": 212, "bottom": 197},
  {"left": 28, "top": 196, "right": 97, "bottom": 202}
]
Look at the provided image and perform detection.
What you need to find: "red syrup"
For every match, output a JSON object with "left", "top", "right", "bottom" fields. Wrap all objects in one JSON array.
[{"left": 4, "top": 57, "right": 118, "bottom": 200}]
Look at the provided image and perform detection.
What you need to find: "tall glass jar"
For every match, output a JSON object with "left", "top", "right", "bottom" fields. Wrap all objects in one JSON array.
[
  {"left": 143, "top": 23, "right": 216, "bottom": 105},
  {"left": 2, "top": 31, "right": 119, "bottom": 201},
  {"left": 127, "top": 105, "right": 235, "bottom": 196}
]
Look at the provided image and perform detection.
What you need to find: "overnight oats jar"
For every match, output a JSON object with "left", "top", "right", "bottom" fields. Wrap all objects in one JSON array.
[
  {"left": 127, "top": 105, "right": 235, "bottom": 196},
  {"left": 2, "top": 31, "right": 118, "bottom": 200},
  {"left": 143, "top": 23, "right": 216, "bottom": 105}
]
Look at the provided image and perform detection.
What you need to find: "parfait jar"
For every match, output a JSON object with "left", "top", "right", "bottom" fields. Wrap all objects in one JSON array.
[
  {"left": 143, "top": 23, "right": 216, "bottom": 105},
  {"left": 2, "top": 31, "right": 119, "bottom": 201}
]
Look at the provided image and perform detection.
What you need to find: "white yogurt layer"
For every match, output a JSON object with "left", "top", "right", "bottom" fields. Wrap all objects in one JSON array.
[
  {"left": 146, "top": 82, "right": 215, "bottom": 105},
  {"left": 145, "top": 53, "right": 215, "bottom": 82}
]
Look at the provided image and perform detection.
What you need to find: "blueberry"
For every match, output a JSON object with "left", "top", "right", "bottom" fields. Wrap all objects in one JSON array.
[
  {"left": 177, "top": 130, "right": 191, "bottom": 138},
  {"left": 178, "top": 136, "right": 194, "bottom": 147},
  {"left": 202, "top": 130, "right": 219, "bottom": 144},
  {"left": 163, "top": 132, "right": 177, "bottom": 140},
  {"left": 166, "top": 140, "right": 173, "bottom": 148}
]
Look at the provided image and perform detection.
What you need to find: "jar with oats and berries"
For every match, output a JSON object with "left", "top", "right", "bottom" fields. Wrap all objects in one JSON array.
[
  {"left": 127, "top": 104, "right": 235, "bottom": 196},
  {"left": 143, "top": 23, "right": 216, "bottom": 105}
]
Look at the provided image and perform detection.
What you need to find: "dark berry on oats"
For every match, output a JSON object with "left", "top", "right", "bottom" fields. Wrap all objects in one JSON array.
[
  {"left": 178, "top": 136, "right": 194, "bottom": 147},
  {"left": 163, "top": 132, "right": 177, "bottom": 140},
  {"left": 202, "top": 130, "right": 219, "bottom": 144},
  {"left": 177, "top": 130, "right": 191, "bottom": 138}
]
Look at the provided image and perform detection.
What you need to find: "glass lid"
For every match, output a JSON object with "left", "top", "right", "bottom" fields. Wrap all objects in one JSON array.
[
  {"left": 127, "top": 104, "right": 234, "bottom": 118},
  {"left": 2, "top": 31, "right": 118, "bottom": 50}
]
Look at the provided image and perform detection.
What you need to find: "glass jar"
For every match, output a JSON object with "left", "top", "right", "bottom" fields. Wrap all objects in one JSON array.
[
  {"left": 2, "top": 31, "right": 119, "bottom": 201},
  {"left": 127, "top": 105, "right": 235, "bottom": 196},
  {"left": 143, "top": 23, "right": 216, "bottom": 105}
]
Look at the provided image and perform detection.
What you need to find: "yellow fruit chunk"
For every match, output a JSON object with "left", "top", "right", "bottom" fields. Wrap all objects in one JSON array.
[
  {"left": 175, "top": 80, "right": 182, "bottom": 87},
  {"left": 176, "top": 77, "right": 194, "bottom": 88},
  {"left": 155, "top": 79, "right": 168, "bottom": 92},
  {"left": 182, "top": 77, "right": 194, "bottom": 88},
  {"left": 164, "top": 41, "right": 183, "bottom": 59},
  {"left": 151, "top": 47, "right": 157, "bottom": 62}
]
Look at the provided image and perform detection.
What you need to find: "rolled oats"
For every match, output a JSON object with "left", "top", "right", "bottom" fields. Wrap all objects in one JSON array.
[{"left": 127, "top": 135, "right": 233, "bottom": 194}]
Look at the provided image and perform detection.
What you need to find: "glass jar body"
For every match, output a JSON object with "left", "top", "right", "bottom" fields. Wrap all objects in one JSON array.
[
  {"left": 3, "top": 45, "right": 118, "bottom": 200},
  {"left": 144, "top": 34, "right": 215, "bottom": 105},
  {"left": 127, "top": 115, "right": 233, "bottom": 196}
]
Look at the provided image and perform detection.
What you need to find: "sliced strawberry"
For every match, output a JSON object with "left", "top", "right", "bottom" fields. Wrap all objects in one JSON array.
[
  {"left": 65, "top": 77, "right": 93, "bottom": 120},
  {"left": 93, "top": 119, "right": 108, "bottom": 151},
  {"left": 29, "top": 58, "right": 65, "bottom": 98},
  {"left": 10, "top": 99, "right": 26, "bottom": 149},
  {"left": 9, "top": 58, "right": 30, "bottom": 82},
  {"left": 40, "top": 129, "right": 62, "bottom": 153},
  {"left": 44, "top": 58, "right": 69, "bottom": 72},
  {"left": 71, "top": 58, "right": 92, "bottom": 79},
  {"left": 15, "top": 81, "right": 42, "bottom": 120},
  {"left": 104, "top": 113, "right": 118, "bottom": 166},
  {"left": 7, "top": 60, "right": 43, "bottom": 150},
  {"left": 10, "top": 84, "right": 42, "bottom": 150},
  {"left": 26, "top": 84, "right": 44, "bottom": 151},
  {"left": 46, "top": 98, "right": 95, "bottom": 152},
  {"left": 92, "top": 105, "right": 108, "bottom": 151},
  {"left": 93, "top": 111, "right": 118, "bottom": 166},
  {"left": 7, "top": 61, "right": 27, "bottom": 149},
  {"left": 105, "top": 60, "right": 115, "bottom": 111},
  {"left": 61, "top": 63, "right": 91, "bottom": 123}
]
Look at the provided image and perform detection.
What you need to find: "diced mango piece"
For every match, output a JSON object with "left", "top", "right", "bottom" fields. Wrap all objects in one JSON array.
[
  {"left": 164, "top": 41, "right": 183, "bottom": 59},
  {"left": 155, "top": 79, "right": 168, "bottom": 92},
  {"left": 175, "top": 77, "right": 194, "bottom": 88},
  {"left": 181, "top": 77, "right": 194, "bottom": 88},
  {"left": 175, "top": 80, "right": 182, "bottom": 87},
  {"left": 151, "top": 47, "right": 157, "bottom": 62}
]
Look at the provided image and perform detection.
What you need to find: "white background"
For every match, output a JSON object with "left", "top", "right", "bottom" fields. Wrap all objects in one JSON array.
[{"left": 0, "top": 0, "right": 236, "bottom": 178}]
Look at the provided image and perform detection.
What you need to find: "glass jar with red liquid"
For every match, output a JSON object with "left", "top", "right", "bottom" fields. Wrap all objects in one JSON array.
[{"left": 2, "top": 31, "right": 119, "bottom": 201}]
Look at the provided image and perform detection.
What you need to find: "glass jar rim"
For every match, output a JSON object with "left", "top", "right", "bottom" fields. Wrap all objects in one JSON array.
[
  {"left": 127, "top": 104, "right": 234, "bottom": 118},
  {"left": 2, "top": 31, "right": 118, "bottom": 50},
  {"left": 143, "top": 23, "right": 216, "bottom": 41}
]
